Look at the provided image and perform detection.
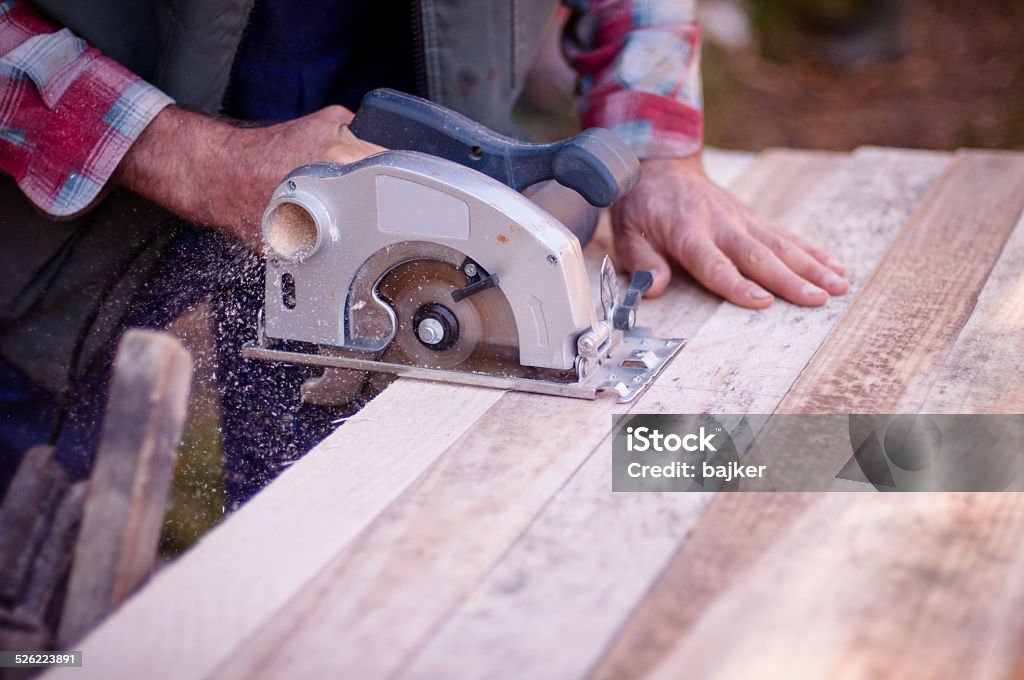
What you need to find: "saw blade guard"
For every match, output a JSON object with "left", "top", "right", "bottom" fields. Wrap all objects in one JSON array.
[{"left": 260, "top": 151, "right": 600, "bottom": 372}]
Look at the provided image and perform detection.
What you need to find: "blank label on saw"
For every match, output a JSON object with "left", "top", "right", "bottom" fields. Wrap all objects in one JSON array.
[{"left": 376, "top": 175, "right": 470, "bottom": 240}]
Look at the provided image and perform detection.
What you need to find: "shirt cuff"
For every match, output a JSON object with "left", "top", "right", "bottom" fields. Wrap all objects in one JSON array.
[
  {"left": 19, "top": 53, "right": 173, "bottom": 217},
  {"left": 581, "top": 89, "right": 703, "bottom": 158}
]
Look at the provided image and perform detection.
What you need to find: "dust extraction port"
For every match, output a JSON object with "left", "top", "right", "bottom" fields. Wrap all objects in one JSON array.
[{"left": 265, "top": 201, "right": 321, "bottom": 261}]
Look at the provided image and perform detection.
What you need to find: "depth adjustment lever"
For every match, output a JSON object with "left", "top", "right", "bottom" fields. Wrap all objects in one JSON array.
[{"left": 612, "top": 271, "right": 654, "bottom": 331}]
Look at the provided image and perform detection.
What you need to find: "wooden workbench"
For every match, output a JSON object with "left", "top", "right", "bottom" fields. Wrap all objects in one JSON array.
[{"left": 50, "top": 146, "right": 1024, "bottom": 679}]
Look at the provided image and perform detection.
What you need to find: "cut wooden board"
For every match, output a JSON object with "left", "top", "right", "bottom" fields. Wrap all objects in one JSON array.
[
  {"left": 210, "top": 273, "right": 723, "bottom": 680},
  {"left": 47, "top": 381, "right": 506, "bottom": 680},
  {"left": 212, "top": 392, "right": 642, "bottom": 680},
  {"left": 395, "top": 149, "right": 952, "bottom": 680}
]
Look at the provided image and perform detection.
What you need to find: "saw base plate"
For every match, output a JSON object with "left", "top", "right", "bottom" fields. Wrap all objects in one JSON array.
[{"left": 243, "top": 330, "right": 684, "bottom": 404}]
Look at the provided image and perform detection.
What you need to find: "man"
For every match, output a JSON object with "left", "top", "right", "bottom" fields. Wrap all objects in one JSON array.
[{"left": 0, "top": 0, "right": 847, "bottom": 503}]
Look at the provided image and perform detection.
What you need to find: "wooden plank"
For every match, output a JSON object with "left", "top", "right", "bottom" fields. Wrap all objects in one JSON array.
[
  {"left": 0, "top": 446, "right": 68, "bottom": 608},
  {"left": 17, "top": 482, "right": 86, "bottom": 627},
  {"left": 752, "top": 150, "right": 1024, "bottom": 488},
  {"left": 641, "top": 495, "right": 1024, "bottom": 680},
  {"left": 639, "top": 147, "right": 947, "bottom": 414},
  {"left": 594, "top": 150, "right": 1024, "bottom": 680},
  {"left": 58, "top": 331, "right": 193, "bottom": 646},
  {"left": 778, "top": 150, "right": 1024, "bottom": 415},
  {"left": 48, "top": 380, "right": 507, "bottom": 680},
  {"left": 601, "top": 494, "right": 1024, "bottom": 680},
  {"left": 209, "top": 272, "right": 723, "bottom": 680},
  {"left": 590, "top": 493, "right": 819, "bottom": 680},
  {"left": 398, "top": 149, "right": 952, "bottom": 680},
  {"left": 0, "top": 484, "right": 83, "bottom": 680},
  {"left": 212, "top": 392, "right": 641, "bottom": 680},
  {"left": 922, "top": 207, "right": 1024, "bottom": 412}
]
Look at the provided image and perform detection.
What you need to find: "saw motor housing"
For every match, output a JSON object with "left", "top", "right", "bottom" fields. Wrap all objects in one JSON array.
[{"left": 262, "top": 151, "right": 598, "bottom": 372}]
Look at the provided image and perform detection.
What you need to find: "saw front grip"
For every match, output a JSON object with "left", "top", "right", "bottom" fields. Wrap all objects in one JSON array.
[{"left": 349, "top": 88, "right": 641, "bottom": 208}]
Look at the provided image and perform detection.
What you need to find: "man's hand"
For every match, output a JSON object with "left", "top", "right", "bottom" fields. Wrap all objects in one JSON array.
[
  {"left": 115, "top": 105, "right": 383, "bottom": 249},
  {"left": 611, "top": 155, "right": 848, "bottom": 308}
]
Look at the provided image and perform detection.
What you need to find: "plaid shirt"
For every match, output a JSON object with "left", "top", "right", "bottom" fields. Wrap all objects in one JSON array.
[
  {"left": 0, "top": 1, "right": 172, "bottom": 217},
  {"left": 0, "top": 0, "right": 702, "bottom": 218}
]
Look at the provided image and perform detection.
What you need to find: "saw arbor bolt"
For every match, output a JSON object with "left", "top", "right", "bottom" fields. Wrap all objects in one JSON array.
[{"left": 413, "top": 303, "right": 460, "bottom": 351}]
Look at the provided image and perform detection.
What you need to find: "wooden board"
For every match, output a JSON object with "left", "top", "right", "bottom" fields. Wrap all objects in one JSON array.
[
  {"left": 778, "top": 150, "right": 1024, "bottom": 415},
  {"left": 590, "top": 150, "right": 1024, "bottom": 680},
  {"left": 0, "top": 446, "right": 68, "bottom": 608},
  {"left": 208, "top": 234, "right": 728, "bottom": 680},
  {"left": 18, "top": 482, "right": 86, "bottom": 625},
  {"left": 923, "top": 206, "right": 1024, "bottom": 412},
  {"left": 753, "top": 150, "right": 1024, "bottom": 487},
  {"left": 641, "top": 494, "right": 1024, "bottom": 680},
  {"left": 59, "top": 331, "right": 193, "bottom": 646},
  {"left": 596, "top": 492, "right": 1024, "bottom": 680},
  {"left": 46, "top": 380, "right": 506, "bottom": 680}
]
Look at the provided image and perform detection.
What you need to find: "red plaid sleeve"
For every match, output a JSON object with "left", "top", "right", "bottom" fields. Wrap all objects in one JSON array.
[
  {"left": 0, "top": 1, "right": 172, "bottom": 217},
  {"left": 564, "top": 0, "right": 703, "bottom": 158}
]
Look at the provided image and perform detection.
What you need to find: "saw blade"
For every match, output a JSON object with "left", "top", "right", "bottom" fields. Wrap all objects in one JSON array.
[{"left": 376, "top": 258, "right": 524, "bottom": 375}]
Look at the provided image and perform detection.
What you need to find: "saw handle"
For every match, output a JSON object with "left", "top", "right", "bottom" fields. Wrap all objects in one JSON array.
[{"left": 350, "top": 88, "right": 640, "bottom": 208}]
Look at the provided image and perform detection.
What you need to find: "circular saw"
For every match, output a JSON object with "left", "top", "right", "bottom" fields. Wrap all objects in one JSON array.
[{"left": 243, "top": 89, "right": 685, "bottom": 404}]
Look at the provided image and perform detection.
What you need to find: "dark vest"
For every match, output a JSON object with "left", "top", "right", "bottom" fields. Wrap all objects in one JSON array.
[
  {"left": 1, "top": 0, "right": 559, "bottom": 392},
  {"left": 31, "top": 0, "right": 557, "bottom": 128}
]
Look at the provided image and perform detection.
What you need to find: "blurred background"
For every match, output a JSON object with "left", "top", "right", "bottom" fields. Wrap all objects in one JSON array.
[
  {"left": 702, "top": 0, "right": 1023, "bottom": 150},
  {"left": 520, "top": 0, "right": 1024, "bottom": 150},
  {"left": 159, "top": 0, "right": 1024, "bottom": 557}
]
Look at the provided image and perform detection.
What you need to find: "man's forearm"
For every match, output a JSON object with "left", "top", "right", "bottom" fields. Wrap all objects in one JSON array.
[
  {"left": 114, "top": 104, "right": 383, "bottom": 250},
  {"left": 113, "top": 107, "right": 258, "bottom": 244}
]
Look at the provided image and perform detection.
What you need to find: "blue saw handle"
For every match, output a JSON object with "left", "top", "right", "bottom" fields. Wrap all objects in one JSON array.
[{"left": 349, "top": 88, "right": 640, "bottom": 208}]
